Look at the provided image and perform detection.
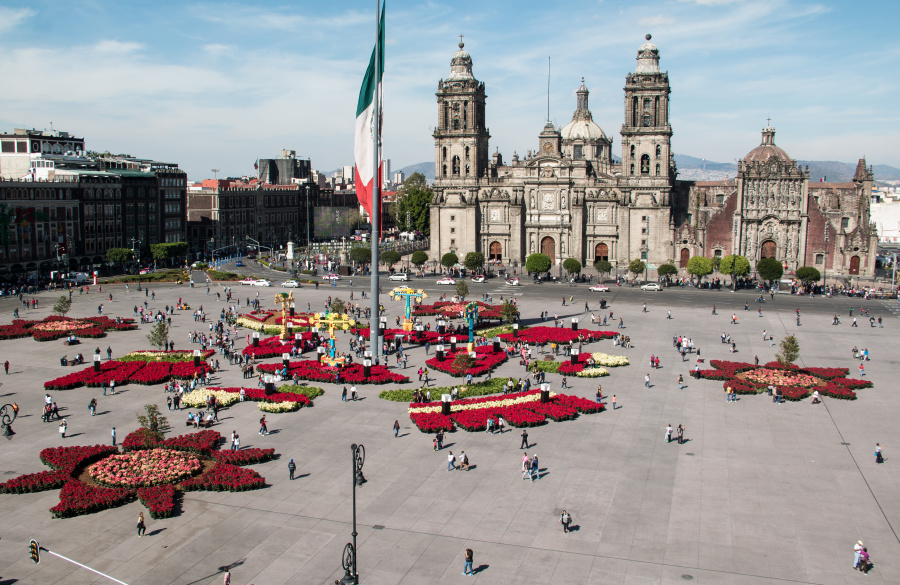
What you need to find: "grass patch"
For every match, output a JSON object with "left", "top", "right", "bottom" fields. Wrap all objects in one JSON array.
[
  {"left": 379, "top": 377, "right": 509, "bottom": 402},
  {"left": 530, "top": 360, "right": 562, "bottom": 373},
  {"left": 98, "top": 269, "right": 188, "bottom": 284},
  {"left": 276, "top": 385, "right": 324, "bottom": 400},
  {"left": 478, "top": 324, "right": 520, "bottom": 338},
  {"left": 206, "top": 270, "right": 242, "bottom": 281}
]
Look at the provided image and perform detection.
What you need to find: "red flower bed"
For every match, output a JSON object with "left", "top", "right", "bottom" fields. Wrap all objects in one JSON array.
[
  {"left": 412, "top": 301, "right": 508, "bottom": 321},
  {"left": 700, "top": 360, "right": 872, "bottom": 401},
  {"left": 137, "top": 484, "right": 177, "bottom": 519},
  {"left": 497, "top": 326, "right": 615, "bottom": 345},
  {"left": 211, "top": 448, "right": 275, "bottom": 465},
  {"left": 409, "top": 412, "right": 454, "bottom": 433},
  {"left": 241, "top": 333, "right": 315, "bottom": 359},
  {"left": 352, "top": 328, "right": 446, "bottom": 345},
  {"left": 0, "top": 470, "right": 69, "bottom": 494},
  {"left": 426, "top": 345, "right": 507, "bottom": 377},
  {"left": 257, "top": 360, "right": 409, "bottom": 384},
  {"left": 51, "top": 480, "right": 135, "bottom": 518},
  {"left": 40, "top": 444, "right": 119, "bottom": 472},
  {"left": 0, "top": 315, "right": 137, "bottom": 341},
  {"left": 44, "top": 359, "right": 210, "bottom": 390},
  {"left": 181, "top": 463, "right": 265, "bottom": 492}
]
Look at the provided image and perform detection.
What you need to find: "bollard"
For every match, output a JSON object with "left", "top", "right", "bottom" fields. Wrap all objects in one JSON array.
[
  {"left": 540, "top": 383, "right": 550, "bottom": 404},
  {"left": 282, "top": 353, "right": 290, "bottom": 370},
  {"left": 493, "top": 337, "right": 501, "bottom": 352},
  {"left": 442, "top": 394, "right": 452, "bottom": 415},
  {"left": 294, "top": 333, "right": 302, "bottom": 349},
  {"left": 570, "top": 348, "right": 578, "bottom": 365},
  {"left": 571, "top": 317, "right": 578, "bottom": 331},
  {"left": 450, "top": 336, "right": 457, "bottom": 353},
  {"left": 252, "top": 332, "right": 260, "bottom": 347},
  {"left": 513, "top": 323, "right": 519, "bottom": 338}
]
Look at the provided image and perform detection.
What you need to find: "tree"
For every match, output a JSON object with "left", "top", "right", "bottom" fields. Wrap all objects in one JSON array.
[
  {"left": 148, "top": 242, "right": 189, "bottom": 266},
  {"left": 147, "top": 321, "right": 169, "bottom": 351},
  {"left": 396, "top": 172, "right": 433, "bottom": 235},
  {"left": 455, "top": 280, "right": 469, "bottom": 300},
  {"left": 720, "top": 254, "right": 751, "bottom": 277},
  {"left": 711, "top": 255, "right": 721, "bottom": 271},
  {"left": 330, "top": 297, "right": 347, "bottom": 315},
  {"left": 686, "top": 256, "right": 713, "bottom": 284},
  {"left": 136, "top": 404, "right": 169, "bottom": 443},
  {"left": 501, "top": 300, "right": 519, "bottom": 324},
  {"left": 350, "top": 247, "right": 372, "bottom": 265},
  {"left": 410, "top": 250, "right": 428, "bottom": 269},
  {"left": 756, "top": 257, "right": 784, "bottom": 283},
  {"left": 776, "top": 334, "right": 800, "bottom": 366},
  {"left": 628, "top": 259, "right": 646, "bottom": 279},
  {"left": 526, "top": 253, "right": 551, "bottom": 275},
  {"left": 53, "top": 295, "right": 71, "bottom": 316},
  {"left": 796, "top": 266, "right": 821, "bottom": 285},
  {"left": 381, "top": 250, "right": 401, "bottom": 268},
  {"left": 106, "top": 247, "right": 134, "bottom": 271},
  {"left": 441, "top": 252, "right": 459, "bottom": 269},
  {"left": 657, "top": 263, "right": 678, "bottom": 279},
  {"left": 594, "top": 259, "right": 612, "bottom": 282},
  {"left": 562, "top": 258, "right": 582, "bottom": 275},
  {"left": 463, "top": 251, "right": 485, "bottom": 273}
]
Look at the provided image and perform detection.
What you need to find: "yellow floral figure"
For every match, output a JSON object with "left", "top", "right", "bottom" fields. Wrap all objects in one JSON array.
[{"left": 389, "top": 286, "right": 427, "bottom": 331}]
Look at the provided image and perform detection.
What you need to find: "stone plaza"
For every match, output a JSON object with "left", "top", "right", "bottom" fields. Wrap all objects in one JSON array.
[{"left": 0, "top": 271, "right": 898, "bottom": 585}]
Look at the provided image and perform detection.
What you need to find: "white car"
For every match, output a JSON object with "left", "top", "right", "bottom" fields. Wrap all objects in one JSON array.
[
  {"left": 322, "top": 273, "right": 341, "bottom": 280},
  {"left": 437, "top": 277, "right": 456, "bottom": 285},
  {"left": 389, "top": 273, "right": 409, "bottom": 281},
  {"left": 471, "top": 275, "right": 485, "bottom": 283},
  {"left": 505, "top": 278, "right": 520, "bottom": 286},
  {"left": 640, "top": 282, "right": 663, "bottom": 291},
  {"left": 589, "top": 284, "right": 610, "bottom": 292},
  {"left": 281, "top": 280, "right": 301, "bottom": 288},
  {"left": 251, "top": 279, "right": 272, "bottom": 287},
  {"left": 239, "top": 277, "right": 258, "bottom": 285}
]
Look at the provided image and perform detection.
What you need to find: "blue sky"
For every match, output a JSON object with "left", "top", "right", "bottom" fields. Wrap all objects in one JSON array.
[{"left": 1, "top": 0, "right": 898, "bottom": 180}]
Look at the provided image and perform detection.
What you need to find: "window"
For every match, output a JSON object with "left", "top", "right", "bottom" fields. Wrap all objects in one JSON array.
[
  {"left": 450, "top": 239, "right": 456, "bottom": 247},
  {"left": 655, "top": 145, "right": 661, "bottom": 158},
  {"left": 714, "top": 249, "right": 723, "bottom": 257},
  {"left": 841, "top": 217, "right": 849, "bottom": 230},
  {"left": 642, "top": 216, "right": 648, "bottom": 221},
  {"left": 716, "top": 194, "right": 725, "bottom": 204},
  {"left": 641, "top": 250, "right": 647, "bottom": 260},
  {"left": 630, "top": 164, "right": 634, "bottom": 175},
  {"left": 815, "top": 254, "right": 824, "bottom": 264},
  {"left": 574, "top": 145, "right": 583, "bottom": 160},
  {"left": 465, "top": 146, "right": 470, "bottom": 160},
  {"left": 641, "top": 154, "right": 650, "bottom": 175},
  {"left": 630, "top": 144, "right": 635, "bottom": 158},
  {"left": 442, "top": 147, "right": 447, "bottom": 160},
  {"left": 450, "top": 215, "right": 455, "bottom": 222},
  {"left": 452, "top": 155, "right": 460, "bottom": 175},
  {"left": 450, "top": 227, "right": 456, "bottom": 234},
  {"left": 641, "top": 227, "right": 648, "bottom": 234},
  {"left": 656, "top": 164, "right": 660, "bottom": 176},
  {"left": 641, "top": 239, "right": 647, "bottom": 247}
]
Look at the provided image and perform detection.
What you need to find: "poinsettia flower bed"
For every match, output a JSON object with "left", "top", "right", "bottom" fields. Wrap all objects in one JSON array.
[
  {"left": 412, "top": 301, "right": 508, "bottom": 321},
  {"left": 407, "top": 390, "right": 604, "bottom": 432},
  {"left": 2, "top": 429, "right": 273, "bottom": 519},
  {"left": 425, "top": 345, "right": 507, "bottom": 377},
  {"left": 698, "top": 360, "right": 871, "bottom": 401},
  {"left": 257, "top": 360, "right": 408, "bottom": 384},
  {"left": 44, "top": 359, "right": 210, "bottom": 390},
  {"left": 497, "top": 326, "right": 615, "bottom": 346},
  {"left": 556, "top": 352, "right": 629, "bottom": 375},
  {"left": 352, "top": 328, "right": 446, "bottom": 345},
  {"left": 120, "top": 350, "right": 215, "bottom": 363},
  {"left": 0, "top": 315, "right": 137, "bottom": 341},
  {"left": 236, "top": 311, "right": 314, "bottom": 333},
  {"left": 241, "top": 334, "right": 315, "bottom": 358},
  {"left": 181, "top": 387, "right": 315, "bottom": 411}
]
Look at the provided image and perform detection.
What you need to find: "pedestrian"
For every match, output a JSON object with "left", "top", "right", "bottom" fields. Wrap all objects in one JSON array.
[
  {"left": 111, "top": 426, "right": 116, "bottom": 446},
  {"left": 137, "top": 512, "right": 146, "bottom": 537},
  {"left": 520, "top": 429, "right": 528, "bottom": 449},
  {"left": 393, "top": 420, "right": 400, "bottom": 438},
  {"left": 462, "top": 548, "right": 474, "bottom": 576},
  {"left": 677, "top": 374, "right": 684, "bottom": 389},
  {"left": 561, "top": 376, "right": 568, "bottom": 389},
  {"left": 677, "top": 424, "right": 684, "bottom": 444},
  {"left": 725, "top": 385, "right": 732, "bottom": 402},
  {"left": 644, "top": 373, "right": 650, "bottom": 387},
  {"left": 259, "top": 415, "right": 268, "bottom": 435},
  {"left": 666, "top": 424, "right": 673, "bottom": 443},
  {"left": 460, "top": 450, "right": 469, "bottom": 471},
  {"left": 853, "top": 540, "right": 864, "bottom": 569},
  {"left": 223, "top": 570, "right": 231, "bottom": 585},
  {"left": 560, "top": 510, "right": 572, "bottom": 533},
  {"left": 667, "top": 310, "right": 672, "bottom": 319},
  {"left": 59, "top": 418, "right": 67, "bottom": 439},
  {"left": 612, "top": 394, "right": 617, "bottom": 409},
  {"left": 3, "top": 360, "right": 8, "bottom": 374},
  {"left": 859, "top": 363, "right": 865, "bottom": 377},
  {"left": 531, "top": 454, "right": 540, "bottom": 480},
  {"left": 288, "top": 458, "right": 296, "bottom": 480},
  {"left": 875, "top": 443, "right": 883, "bottom": 464},
  {"left": 595, "top": 385, "right": 603, "bottom": 403},
  {"left": 106, "top": 346, "right": 112, "bottom": 360},
  {"left": 89, "top": 398, "right": 97, "bottom": 416},
  {"left": 341, "top": 386, "right": 347, "bottom": 401},
  {"left": 351, "top": 386, "right": 358, "bottom": 400},
  {"left": 448, "top": 451, "right": 457, "bottom": 471}
]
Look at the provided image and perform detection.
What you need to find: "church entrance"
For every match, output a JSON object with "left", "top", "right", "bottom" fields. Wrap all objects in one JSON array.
[
  {"left": 849, "top": 255, "right": 861, "bottom": 275},
  {"left": 489, "top": 241, "right": 502, "bottom": 262},
  {"left": 594, "top": 243, "right": 609, "bottom": 264},
  {"left": 541, "top": 236, "right": 556, "bottom": 265},
  {"left": 760, "top": 240, "right": 777, "bottom": 259},
  {"left": 679, "top": 248, "right": 690, "bottom": 268}
]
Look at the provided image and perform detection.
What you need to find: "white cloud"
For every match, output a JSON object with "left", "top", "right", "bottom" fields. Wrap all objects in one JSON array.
[
  {"left": 638, "top": 15, "right": 676, "bottom": 27},
  {"left": 93, "top": 40, "right": 143, "bottom": 55},
  {"left": 203, "top": 43, "right": 231, "bottom": 57},
  {"left": 677, "top": 0, "right": 744, "bottom": 6},
  {"left": 0, "top": 7, "right": 36, "bottom": 33}
]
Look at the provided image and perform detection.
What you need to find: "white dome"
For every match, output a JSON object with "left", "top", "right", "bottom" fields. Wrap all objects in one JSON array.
[
  {"left": 447, "top": 41, "right": 474, "bottom": 80},
  {"left": 560, "top": 119, "right": 607, "bottom": 141}
]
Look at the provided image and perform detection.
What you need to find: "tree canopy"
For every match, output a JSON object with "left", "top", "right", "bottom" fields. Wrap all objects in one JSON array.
[
  {"left": 149, "top": 242, "right": 188, "bottom": 264},
  {"left": 440, "top": 252, "right": 459, "bottom": 269},
  {"left": 53, "top": 295, "right": 71, "bottom": 316},
  {"left": 146, "top": 321, "right": 169, "bottom": 351},
  {"left": 627, "top": 259, "right": 646, "bottom": 277},
  {"left": 720, "top": 254, "right": 751, "bottom": 277},
  {"left": 795, "top": 266, "right": 821, "bottom": 284},
  {"left": 381, "top": 250, "right": 401, "bottom": 267},
  {"left": 686, "top": 256, "right": 713, "bottom": 283},
  {"left": 562, "top": 258, "right": 582, "bottom": 275},
  {"left": 657, "top": 263, "right": 678, "bottom": 278},
  {"left": 350, "top": 247, "right": 372, "bottom": 265},
  {"left": 106, "top": 248, "right": 134, "bottom": 268},
  {"left": 776, "top": 334, "right": 800, "bottom": 365},
  {"left": 455, "top": 280, "right": 469, "bottom": 300},
  {"left": 463, "top": 252, "right": 485, "bottom": 272},
  {"left": 756, "top": 257, "right": 784, "bottom": 282},
  {"left": 394, "top": 172, "right": 432, "bottom": 235},
  {"left": 593, "top": 260, "right": 612, "bottom": 281},
  {"left": 526, "top": 253, "right": 551, "bottom": 275},
  {"left": 410, "top": 250, "right": 428, "bottom": 268}
]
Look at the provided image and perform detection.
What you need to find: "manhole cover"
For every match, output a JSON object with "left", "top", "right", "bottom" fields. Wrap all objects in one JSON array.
[
  {"left": 372, "top": 525, "right": 385, "bottom": 530},
  {"left": 682, "top": 575, "right": 694, "bottom": 581},
  {"left": 685, "top": 453, "right": 695, "bottom": 456}
]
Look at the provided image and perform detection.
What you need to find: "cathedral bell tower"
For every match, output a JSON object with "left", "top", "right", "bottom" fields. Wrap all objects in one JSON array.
[
  {"left": 434, "top": 40, "right": 490, "bottom": 182},
  {"left": 620, "top": 34, "right": 674, "bottom": 265}
]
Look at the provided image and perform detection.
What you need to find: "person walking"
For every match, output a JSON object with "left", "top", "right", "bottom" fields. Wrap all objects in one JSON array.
[
  {"left": 89, "top": 398, "right": 97, "bottom": 416},
  {"left": 447, "top": 451, "right": 457, "bottom": 471},
  {"left": 522, "top": 453, "right": 531, "bottom": 479},
  {"left": 436, "top": 430, "right": 444, "bottom": 450},
  {"left": 223, "top": 570, "right": 231, "bottom": 585},
  {"left": 460, "top": 450, "right": 469, "bottom": 471},
  {"left": 725, "top": 385, "right": 732, "bottom": 402},
  {"left": 59, "top": 418, "right": 67, "bottom": 439},
  {"left": 644, "top": 373, "right": 650, "bottom": 388},
  {"left": 677, "top": 374, "right": 684, "bottom": 390},
  {"left": 859, "top": 363, "right": 865, "bottom": 377},
  {"left": 595, "top": 385, "right": 603, "bottom": 403},
  {"left": 111, "top": 427, "right": 116, "bottom": 446},
  {"left": 677, "top": 424, "right": 684, "bottom": 444},
  {"left": 462, "top": 548, "right": 474, "bottom": 576},
  {"left": 393, "top": 420, "right": 400, "bottom": 438},
  {"left": 875, "top": 443, "right": 883, "bottom": 464},
  {"left": 3, "top": 360, "right": 8, "bottom": 374},
  {"left": 137, "top": 512, "right": 146, "bottom": 537},
  {"left": 560, "top": 510, "right": 572, "bottom": 533},
  {"left": 531, "top": 454, "right": 540, "bottom": 480},
  {"left": 853, "top": 540, "right": 864, "bottom": 569},
  {"left": 520, "top": 429, "right": 529, "bottom": 449},
  {"left": 288, "top": 458, "right": 296, "bottom": 480},
  {"left": 665, "top": 424, "right": 673, "bottom": 443},
  {"left": 259, "top": 416, "right": 268, "bottom": 436},
  {"left": 612, "top": 395, "right": 617, "bottom": 409}
]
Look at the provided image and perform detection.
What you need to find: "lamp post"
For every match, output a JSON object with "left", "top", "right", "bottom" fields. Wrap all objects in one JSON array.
[
  {"left": 339, "top": 443, "right": 366, "bottom": 585},
  {"left": 1, "top": 402, "right": 18, "bottom": 438},
  {"left": 823, "top": 224, "right": 829, "bottom": 294}
]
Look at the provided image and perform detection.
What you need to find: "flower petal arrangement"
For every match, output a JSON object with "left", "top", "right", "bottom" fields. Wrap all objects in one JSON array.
[
  {"left": 497, "top": 326, "right": 616, "bottom": 346},
  {"left": 412, "top": 301, "right": 509, "bottom": 321},
  {"left": 180, "top": 386, "right": 316, "bottom": 411},
  {"left": 0, "top": 315, "right": 137, "bottom": 341},
  {"left": 44, "top": 358, "right": 210, "bottom": 390},
  {"left": 697, "top": 360, "right": 872, "bottom": 400},
  {"left": 257, "top": 360, "right": 409, "bottom": 384},
  {"left": 425, "top": 345, "right": 508, "bottom": 377},
  {"left": 407, "top": 389, "right": 604, "bottom": 432},
  {"left": 119, "top": 350, "right": 216, "bottom": 363},
  {"left": 241, "top": 333, "right": 316, "bottom": 359},
  {"left": 0, "top": 430, "right": 274, "bottom": 519},
  {"left": 557, "top": 352, "right": 630, "bottom": 375},
  {"left": 236, "top": 311, "right": 314, "bottom": 334}
]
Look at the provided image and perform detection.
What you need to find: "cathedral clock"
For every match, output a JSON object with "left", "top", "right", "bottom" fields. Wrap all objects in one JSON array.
[{"left": 543, "top": 142, "right": 553, "bottom": 153}]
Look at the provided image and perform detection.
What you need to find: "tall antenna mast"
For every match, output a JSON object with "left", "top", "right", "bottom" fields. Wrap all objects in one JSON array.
[{"left": 547, "top": 57, "right": 551, "bottom": 123}]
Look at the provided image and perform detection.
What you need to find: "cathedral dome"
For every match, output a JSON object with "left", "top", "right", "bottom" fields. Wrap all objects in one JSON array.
[
  {"left": 744, "top": 126, "right": 793, "bottom": 163},
  {"left": 448, "top": 41, "right": 474, "bottom": 80},
  {"left": 635, "top": 34, "right": 660, "bottom": 74},
  {"left": 560, "top": 79, "right": 607, "bottom": 141}
]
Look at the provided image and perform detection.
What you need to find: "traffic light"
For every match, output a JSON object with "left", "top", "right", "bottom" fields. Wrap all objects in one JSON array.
[{"left": 29, "top": 539, "right": 40, "bottom": 564}]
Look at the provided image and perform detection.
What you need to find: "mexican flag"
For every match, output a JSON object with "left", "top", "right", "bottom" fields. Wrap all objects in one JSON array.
[{"left": 354, "top": 4, "right": 385, "bottom": 233}]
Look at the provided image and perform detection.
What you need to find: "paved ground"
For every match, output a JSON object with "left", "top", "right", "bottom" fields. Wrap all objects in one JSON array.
[{"left": 0, "top": 270, "right": 898, "bottom": 585}]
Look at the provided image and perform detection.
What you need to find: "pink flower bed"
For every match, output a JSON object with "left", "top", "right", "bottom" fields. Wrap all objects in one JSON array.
[
  {"left": 425, "top": 345, "right": 507, "bottom": 377},
  {"left": 498, "top": 326, "right": 616, "bottom": 346},
  {"left": 257, "top": 360, "right": 408, "bottom": 384},
  {"left": 412, "top": 301, "right": 507, "bottom": 320},
  {"left": 698, "top": 360, "right": 871, "bottom": 401},
  {"left": 0, "top": 315, "right": 137, "bottom": 341}
]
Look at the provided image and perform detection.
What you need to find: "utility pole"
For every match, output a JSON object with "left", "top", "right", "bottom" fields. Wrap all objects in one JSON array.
[{"left": 211, "top": 168, "right": 220, "bottom": 181}]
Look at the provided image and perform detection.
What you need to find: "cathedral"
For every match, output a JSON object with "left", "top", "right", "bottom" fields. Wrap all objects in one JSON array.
[{"left": 428, "top": 35, "right": 878, "bottom": 281}]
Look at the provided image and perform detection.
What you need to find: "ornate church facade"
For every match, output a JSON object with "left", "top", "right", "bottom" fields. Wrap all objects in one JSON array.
[{"left": 428, "top": 36, "right": 878, "bottom": 280}]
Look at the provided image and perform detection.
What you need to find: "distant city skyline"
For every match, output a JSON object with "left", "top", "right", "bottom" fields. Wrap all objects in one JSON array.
[{"left": 0, "top": 0, "right": 897, "bottom": 181}]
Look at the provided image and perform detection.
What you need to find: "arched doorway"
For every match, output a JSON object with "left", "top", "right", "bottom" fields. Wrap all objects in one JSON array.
[
  {"left": 760, "top": 240, "right": 777, "bottom": 259},
  {"left": 594, "top": 243, "right": 608, "bottom": 263},
  {"left": 489, "top": 241, "right": 502, "bottom": 262},
  {"left": 540, "top": 236, "right": 556, "bottom": 265},
  {"left": 679, "top": 248, "right": 690, "bottom": 268},
  {"left": 849, "top": 255, "right": 860, "bottom": 275}
]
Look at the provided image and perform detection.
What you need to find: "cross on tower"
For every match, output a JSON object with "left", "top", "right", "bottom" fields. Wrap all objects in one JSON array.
[
  {"left": 459, "top": 34, "right": 464, "bottom": 46},
  {"left": 766, "top": 116, "right": 771, "bottom": 127}
]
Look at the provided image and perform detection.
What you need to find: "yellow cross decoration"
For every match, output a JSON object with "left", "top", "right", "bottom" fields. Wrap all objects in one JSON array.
[
  {"left": 274, "top": 292, "right": 295, "bottom": 340},
  {"left": 308, "top": 311, "right": 357, "bottom": 340}
]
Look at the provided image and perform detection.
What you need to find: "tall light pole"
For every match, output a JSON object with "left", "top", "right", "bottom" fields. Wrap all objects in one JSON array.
[
  {"left": 823, "top": 224, "right": 829, "bottom": 294},
  {"left": 211, "top": 168, "right": 220, "bottom": 181},
  {"left": 339, "top": 444, "right": 365, "bottom": 585}
]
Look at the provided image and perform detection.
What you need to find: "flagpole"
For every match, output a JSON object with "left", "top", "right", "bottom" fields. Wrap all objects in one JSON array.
[{"left": 370, "top": 0, "right": 381, "bottom": 361}]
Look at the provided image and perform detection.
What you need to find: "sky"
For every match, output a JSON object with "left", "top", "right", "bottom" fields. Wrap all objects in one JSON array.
[{"left": 1, "top": 0, "right": 898, "bottom": 181}]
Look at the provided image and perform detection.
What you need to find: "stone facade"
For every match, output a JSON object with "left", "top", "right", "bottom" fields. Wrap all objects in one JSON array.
[{"left": 429, "top": 35, "right": 879, "bottom": 281}]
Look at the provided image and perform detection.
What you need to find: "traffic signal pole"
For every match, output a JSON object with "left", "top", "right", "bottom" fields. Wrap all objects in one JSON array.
[{"left": 30, "top": 540, "right": 130, "bottom": 584}]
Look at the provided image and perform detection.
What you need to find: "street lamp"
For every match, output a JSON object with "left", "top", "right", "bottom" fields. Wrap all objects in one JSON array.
[
  {"left": 339, "top": 443, "right": 365, "bottom": 585},
  {"left": 1, "top": 402, "right": 17, "bottom": 438},
  {"left": 823, "top": 224, "right": 829, "bottom": 294}
]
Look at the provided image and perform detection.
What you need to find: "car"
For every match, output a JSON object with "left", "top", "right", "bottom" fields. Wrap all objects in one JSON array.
[
  {"left": 239, "top": 277, "right": 258, "bottom": 285},
  {"left": 640, "top": 282, "right": 663, "bottom": 291},
  {"left": 322, "top": 273, "right": 341, "bottom": 280},
  {"left": 436, "top": 277, "right": 456, "bottom": 285},
  {"left": 389, "top": 273, "right": 409, "bottom": 281},
  {"left": 139, "top": 268, "right": 153, "bottom": 275},
  {"left": 251, "top": 279, "right": 272, "bottom": 287},
  {"left": 235, "top": 260, "right": 244, "bottom": 267},
  {"left": 281, "top": 280, "right": 301, "bottom": 288},
  {"left": 471, "top": 275, "right": 485, "bottom": 283},
  {"left": 589, "top": 284, "right": 610, "bottom": 292},
  {"left": 505, "top": 278, "right": 520, "bottom": 286}
]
